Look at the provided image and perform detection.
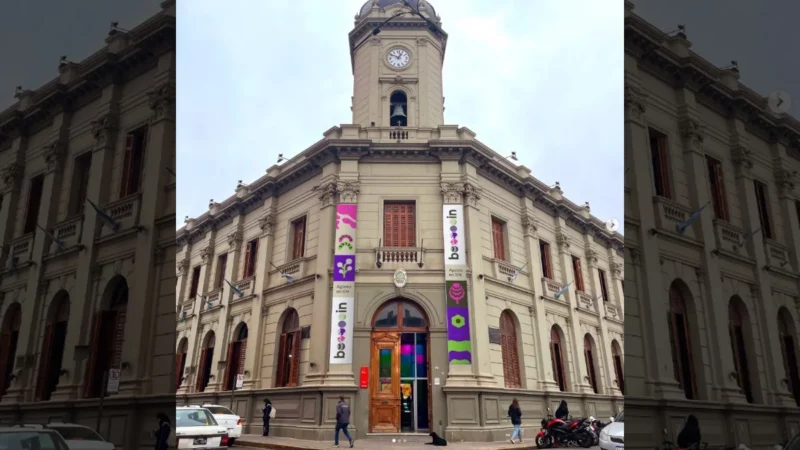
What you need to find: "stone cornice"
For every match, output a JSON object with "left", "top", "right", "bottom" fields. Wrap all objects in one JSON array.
[
  {"left": 0, "top": 11, "right": 175, "bottom": 140},
  {"left": 625, "top": 10, "right": 800, "bottom": 158},
  {"left": 177, "top": 133, "right": 624, "bottom": 254}
]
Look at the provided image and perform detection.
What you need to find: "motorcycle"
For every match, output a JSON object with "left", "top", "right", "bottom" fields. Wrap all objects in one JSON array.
[
  {"left": 536, "top": 414, "right": 594, "bottom": 448},
  {"left": 588, "top": 416, "right": 611, "bottom": 446}
]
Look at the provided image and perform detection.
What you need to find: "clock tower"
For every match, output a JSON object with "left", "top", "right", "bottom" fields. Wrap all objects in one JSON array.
[{"left": 350, "top": 0, "right": 447, "bottom": 129}]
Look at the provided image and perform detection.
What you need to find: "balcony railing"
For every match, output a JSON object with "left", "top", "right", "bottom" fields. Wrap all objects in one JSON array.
[
  {"left": 605, "top": 303, "right": 621, "bottom": 320},
  {"left": 376, "top": 246, "right": 426, "bottom": 268},
  {"left": 653, "top": 196, "right": 697, "bottom": 239},
  {"left": 764, "top": 238, "right": 791, "bottom": 268},
  {"left": 232, "top": 276, "right": 255, "bottom": 299},
  {"left": 541, "top": 277, "right": 566, "bottom": 302},
  {"left": 50, "top": 215, "right": 84, "bottom": 254},
  {"left": 713, "top": 219, "right": 746, "bottom": 255},
  {"left": 98, "top": 193, "right": 142, "bottom": 238},
  {"left": 6, "top": 233, "right": 34, "bottom": 268},
  {"left": 576, "top": 291, "right": 595, "bottom": 309}
]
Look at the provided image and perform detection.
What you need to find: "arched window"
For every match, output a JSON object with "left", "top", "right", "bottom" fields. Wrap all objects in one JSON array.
[
  {"left": 223, "top": 324, "right": 248, "bottom": 391},
  {"left": 36, "top": 293, "right": 70, "bottom": 400},
  {"left": 611, "top": 340, "right": 624, "bottom": 394},
  {"left": 0, "top": 303, "right": 22, "bottom": 397},
  {"left": 389, "top": 91, "right": 408, "bottom": 127},
  {"left": 584, "top": 334, "right": 599, "bottom": 394},
  {"left": 196, "top": 332, "right": 215, "bottom": 392},
  {"left": 276, "top": 309, "right": 301, "bottom": 387},
  {"left": 85, "top": 276, "right": 128, "bottom": 398},
  {"left": 550, "top": 326, "right": 567, "bottom": 392},
  {"left": 729, "top": 298, "right": 754, "bottom": 403},
  {"left": 778, "top": 308, "right": 800, "bottom": 406},
  {"left": 499, "top": 311, "right": 521, "bottom": 388},
  {"left": 667, "top": 281, "right": 696, "bottom": 400},
  {"left": 176, "top": 338, "right": 188, "bottom": 390}
]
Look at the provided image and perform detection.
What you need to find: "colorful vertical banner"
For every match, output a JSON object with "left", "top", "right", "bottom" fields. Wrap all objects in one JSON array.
[
  {"left": 330, "top": 204, "right": 357, "bottom": 364},
  {"left": 443, "top": 205, "right": 472, "bottom": 365}
]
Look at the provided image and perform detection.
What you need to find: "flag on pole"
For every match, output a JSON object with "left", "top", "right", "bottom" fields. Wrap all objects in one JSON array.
[
  {"left": 508, "top": 263, "right": 527, "bottom": 282},
  {"left": 676, "top": 201, "right": 711, "bottom": 234},
  {"left": 281, "top": 273, "right": 295, "bottom": 283},
  {"left": 225, "top": 279, "right": 244, "bottom": 297},
  {"left": 86, "top": 198, "right": 120, "bottom": 231},
  {"left": 737, "top": 227, "right": 762, "bottom": 247},
  {"left": 555, "top": 281, "right": 573, "bottom": 299},
  {"left": 37, "top": 224, "right": 64, "bottom": 250},
  {"left": 6, "top": 255, "right": 15, "bottom": 276}
]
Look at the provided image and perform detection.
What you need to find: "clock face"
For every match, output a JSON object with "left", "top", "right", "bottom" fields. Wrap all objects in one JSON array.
[{"left": 387, "top": 48, "right": 410, "bottom": 68}]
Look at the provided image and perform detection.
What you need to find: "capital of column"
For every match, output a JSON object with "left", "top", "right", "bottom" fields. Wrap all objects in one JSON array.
[
  {"left": 462, "top": 182, "right": 482, "bottom": 208},
  {"left": 227, "top": 229, "right": 243, "bottom": 249},
  {"left": 1, "top": 162, "right": 23, "bottom": 193},
  {"left": 176, "top": 258, "right": 190, "bottom": 277},
  {"left": 148, "top": 81, "right": 176, "bottom": 122},
  {"left": 258, "top": 212, "right": 277, "bottom": 236},
  {"left": 318, "top": 182, "right": 338, "bottom": 208},
  {"left": 43, "top": 140, "right": 67, "bottom": 173},
  {"left": 336, "top": 180, "right": 360, "bottom": 204},
  {"left": 440, "top": 181, "right": 464, "bottom": 204},
  {"left": 774, "top": 168, "right": 796, "bottom": 198},
  {"left": 555, "top": 231, "right": 570, "bottom": 251},
  {"left": 731, "top": 146, "right": 754, "bottom": 178},
  {"left": 200, "top": 246, "right": 214, "bottom": 265},
  {"left": 624, "top": 82, "right": 647, "bottom": 122},
  {"left": 680, "top": 118, "right": 705, "bottom": 154},
  {"left": 90, "top": 113, "right": 118, "bottom": 148},
  {"left": 610, "top": 261, "right": 623, "bottom": 279},
  {"left": 585, "top": 248, "right": 599, "bottom": 266},
  {"left": 522, "top": 215, "right": 538, "bottom": 237}
]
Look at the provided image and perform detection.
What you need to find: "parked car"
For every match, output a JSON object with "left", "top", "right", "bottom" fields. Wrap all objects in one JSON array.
[
  {"left": 190, "top": 404, "right": 242, "bottom": 446},
  {"left": 176, "top": 406, "right": 229, "bottom": 449},
  {"left": 0, "top": 426, "right": 71, "bottom": 450},
  {"left": 44, "top": 423, "right": 115, "bottom": 450},
  {"left": 599, "top": 410, "right": 624, "bottom": 450}
]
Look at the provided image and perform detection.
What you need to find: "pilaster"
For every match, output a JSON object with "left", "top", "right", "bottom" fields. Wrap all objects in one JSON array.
[{"left": 585, "top": 245, "right": 617, "bottom": 396}]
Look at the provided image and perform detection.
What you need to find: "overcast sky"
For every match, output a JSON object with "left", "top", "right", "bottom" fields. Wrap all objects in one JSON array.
[{"left": 176, "top": 0, "right": 624, "bottom": 230}]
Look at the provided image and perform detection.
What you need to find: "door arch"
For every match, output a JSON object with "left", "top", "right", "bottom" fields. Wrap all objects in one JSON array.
[
  {"left": 370, "top": 299, "right": 430, "bottom": 433},
  {"left": 196, "top": 331, "right": 215, "bottom": 392}
]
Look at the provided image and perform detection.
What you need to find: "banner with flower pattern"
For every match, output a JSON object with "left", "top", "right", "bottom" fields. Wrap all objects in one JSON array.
[
  {"left": 443, "top": 205, "right": 472, "bottom": 365},
  {"left": 329, "top": 204, "right": 357, "bottom": 365}
]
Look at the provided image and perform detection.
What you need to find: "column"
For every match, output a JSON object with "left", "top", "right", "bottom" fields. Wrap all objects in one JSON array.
[
  {"left": 519, "top": 204, "right": 559, "bottom": 391},
  {"left": 728, "top": 117, "right": 794, "bottom": 407},
  {"left": 586, "top": 247, "right": 617, "bottom": 396},
  {"left": 207, "top": 216, "right": 245, "bottom": 392},
  {"left": 242, "top": 202, "right": 277, "bottom": 389},
  {"left": 120, "top": 51, "right": 175, "bottom": 396},
  {"left": 676, "top": 97, "right": 743, "bottom": 402},
  {"left": 304, "top": 163, "right": 340, "bottom": 385},
  {"left": 53, "top": 84, "right": 122, "bottom": 400},
  {"left": 552, "top": 222, "right": 593, "bottom": 394},
  {"left": 0, "top": 136, "right": 27, "bottom": 248},
  {"left": 624, "top": 77, "right": 684, "bottom": 399}
]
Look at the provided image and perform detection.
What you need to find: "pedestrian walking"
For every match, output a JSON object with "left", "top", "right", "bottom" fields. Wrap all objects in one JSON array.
[
  {"left": 508, "top": 398, "right": 523, "bottom": 444},
  {"left": 154, "top": 412, "right": 171, "bottom": 450},
  {"left": 263, "top": 398, "right": 273, "bottom": 436},
  {"left": 334, "top": 396, "right": 354, "bottom": 448}
]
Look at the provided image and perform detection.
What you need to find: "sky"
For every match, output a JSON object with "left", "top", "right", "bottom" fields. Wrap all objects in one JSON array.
[{"left": 176, "top": 0, "right": 624, "bottom": 230}]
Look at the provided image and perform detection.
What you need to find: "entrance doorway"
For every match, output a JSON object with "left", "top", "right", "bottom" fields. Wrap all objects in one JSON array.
[{"left": 370, "top": 300, "right": 430, "bottom": 433}]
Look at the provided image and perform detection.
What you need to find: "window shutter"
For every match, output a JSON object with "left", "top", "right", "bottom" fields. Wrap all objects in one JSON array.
[
  {"left": 84, "top": 312, "right": 103, "bottom": 398},
  {"left": 217, "top": 255, "right": 228, "bottom": 288},
  {"left": 500, "top": 312, "right": 520, "bottom": 388},
  {"left": 289, "top": 330, "right": 302, "bottom": 386},
  {"left": 243, "top": 243, "right": 252, "bottom": 279},
  {"left": 119, "top": 133, "right": 134, "bottom": 198},
  {"left": 35, "top": 325, "right": 55, "bottom": 400},
  {"left": 658, "top": 138, "right": 671, "bottom": 198},
  {"left": 544, "top": 244, "right": 553, "bottom": 279},
  {"left": 275, "top": 333, "right": 288, "bottom": 387},
  {"left": 195, "top": 349, "right": 207, "bottom": 392},
  {"left": 384, "top": 203, "right": 415, "bottom": 247},
  {"left": 293, "top": 219, "right": 305, "bottom": 260},
  {"left": 574, "top": 258, "right": 583, "bottom": 291},
  {"left": 223, "top": 343, "right": 234, "bottom": 390},
  {"left": 714, "top": 162, "right": 729, "bottom": 221},
  {"left": 238, "top": 339, "right": 247, "bottom": 375},
  {"left": 492, "top": 220, "right": 505, "bottom": 260}
]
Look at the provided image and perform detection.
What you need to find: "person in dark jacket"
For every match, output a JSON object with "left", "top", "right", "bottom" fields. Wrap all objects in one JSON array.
[
  {"left": 508, "top": 398, "right": 523, "bottom": 444},
  {"left": 335, "top": 396, "right": 354, "bottom": 448},
  {"left": 677, "top": 415, "right": 701, "bottom": 449},
  {"left": 154, "top": 413, "right": 171, "bottom": 450},
  {"left": 554, "top": 400, "right": 569, "bottom": 420},
  {"left": 262, "top": 399, "right": 273, "bottom": 436}
]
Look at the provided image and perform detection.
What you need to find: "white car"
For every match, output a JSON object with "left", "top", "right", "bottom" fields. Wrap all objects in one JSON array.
[
  {"left": 191, "top": 404, "right": 242, "bottom": 446},
  {"left": 44, "top": 423, "right": 115, "bottom": 450},
  {"left": 599, "top": 411, "right": 624, "bottom": 450},
  {"left": 0, "top": 426, "right": 71, "bottom": 450},
  {"left": 176, "top": 406, "right": 229, "bottom": 449}
]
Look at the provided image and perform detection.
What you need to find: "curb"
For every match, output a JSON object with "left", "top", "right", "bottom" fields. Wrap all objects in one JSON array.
[{"left": 235, "top": 439, "right": 540, "bottom": 450}]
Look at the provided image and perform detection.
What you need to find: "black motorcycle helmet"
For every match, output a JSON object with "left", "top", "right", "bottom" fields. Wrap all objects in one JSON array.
[{"left": 541, "top": 418, "right": 548, "bottom": 428}]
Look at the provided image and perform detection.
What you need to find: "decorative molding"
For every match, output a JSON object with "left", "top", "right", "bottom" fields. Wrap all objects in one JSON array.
[
  {"left": 90, "top": 114, "right": 117, "bottom": 146},
  {"left": 318, "top": 182, "right": 338, "bottom": 207},
  {"left": 680, "top": 118, "right": 704, "bottom": 153},
  {"left": 200, "top": 246, "right": 213, "bottom": 265},
  {"left": 624, "top": 83, "right": 647, "bottom": 120},
  {"left": 774, "top": 168, "right": 796, "bottom": 196},
  {"left": 585, "top": 248, "right": 599, "bottom": 264},
  {"left": 610, "top": 262, "right": 623, "bottom": 278},
  {"left": 43, "top": 140, "right": 67, "bottom": 173},
  {"left": 627, "top": 248, "right": 641, "bottom": 265},
  {"left": 1, "top": 162, "right": 23, "bottom": 192},
  {"left": 440, "top": 182, "right": 464, "bottom": 204},
  {"left": 176, "top": 258, "right": 189, "bottom": 277},
  {"left": 227, "top": 230, "right": 243, "bottom": 249},
  {"left": 369, "top": 37, "right": 381, "bottom": 46},
  {"left": 731, "top": 146, "right": 754, "bottom": 176},
  {"left": 258, "top": 213, "right": 277, "bottom": 236},
  {"left": 556, "top": 232, "right": 570, "bottom": 249},
  {"left": 336, "top": 180, "right": 360, "bottom": 204},
  {"left": 417, "top": 37, "right": 428, "bottom": 46},
  {"left": 462, "top": 182, "right": 482, "bottom": 208},
  {"left": 148, "top": 81, "right": 176, "bottom": 122},
  {"left": 521, "top": 215, "right": 538, "bottom": 237}
]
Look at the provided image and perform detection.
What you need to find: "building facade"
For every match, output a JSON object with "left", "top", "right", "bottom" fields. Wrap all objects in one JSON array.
[
  {"left": 0, "top": 3, "right": 176, "bottom": 450},
  {"left": 625, "top": 2, "right": 800, "bottom": 448},
  {"left": 176, "top": 0, "right": 623, "bottom": 442}
]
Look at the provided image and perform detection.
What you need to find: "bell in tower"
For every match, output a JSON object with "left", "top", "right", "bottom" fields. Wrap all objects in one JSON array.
[{"left": 389, "top": 91, "right": 408, "bottom": 127}]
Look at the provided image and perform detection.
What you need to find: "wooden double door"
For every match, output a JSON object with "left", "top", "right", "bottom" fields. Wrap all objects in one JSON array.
[{"left": 369, "top": 331, "right": 431, "bottom": 433}]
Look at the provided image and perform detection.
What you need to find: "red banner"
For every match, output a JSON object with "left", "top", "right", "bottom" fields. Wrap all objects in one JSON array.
[{"left": 359, "top": 366, "right": 369, "bottom": 389}]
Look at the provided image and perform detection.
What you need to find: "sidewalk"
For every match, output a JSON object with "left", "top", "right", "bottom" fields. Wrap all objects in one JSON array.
[{"left": 235, "top": 434, "right": 542, "bottom": 449}]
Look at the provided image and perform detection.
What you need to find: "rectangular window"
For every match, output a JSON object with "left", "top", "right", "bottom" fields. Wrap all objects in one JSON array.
[
  {"left": 383, "top": 201, "right": 416, "bottom": 247},
  {"left": 648, "top": 128, "right": 671, "bottom": 198},
  {"left": 216, "top": 254, "right": 228, "bottom": 288},
  {"left": 754, "top": 180, "right": 773, "bottom": 239},
  {"left": 243, "top": 239, "right": 258, "bottom": 278},
  {"left": 23, "top": 175, "right": 45, "bottom": 234},
  {"left": 705, "top": 156, "right": 729, "bottom": 221},
  {"left": 69, "top": 152, "right": 92, "bottom": 216},
  {"left": 491, "top": 217, "right": 506, "bottom": 261},
  {"left": 119, "top": 125, "right": 148, "bottom": 198},
  {"left": 539, "top": 240, "right": 553, "bottom": 279},
  {"left": 291, "top": 216, "right": 306, "bottom": 260},
  {"left": 189, "top": 266, "right": 201, "bottom": 299},
  {"left": 572, "top": 256, "right": 584, "bottom": 292},
  {"left": 598, "top": 269, "right": 609, "bottom": 302}
]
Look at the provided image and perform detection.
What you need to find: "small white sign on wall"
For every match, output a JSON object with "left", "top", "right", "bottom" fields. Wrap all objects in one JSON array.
[{"left": 434, "top": 377, "right": 440, "bottom": 386}]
